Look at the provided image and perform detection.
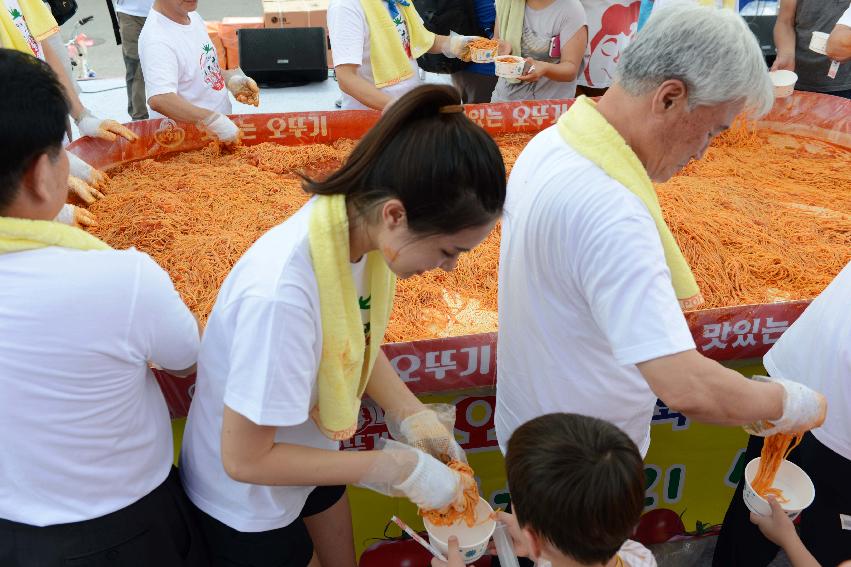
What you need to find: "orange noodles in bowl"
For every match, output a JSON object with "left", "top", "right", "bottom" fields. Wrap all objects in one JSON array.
[
  {"left": 751, "top": 432, "right": 805, "bottom": 503},
  {"left": 468, "top": 38, "right": 499, "bottom": 51},
  {"left": 420, "top": 461, "right": 481, "bottom": 527}
]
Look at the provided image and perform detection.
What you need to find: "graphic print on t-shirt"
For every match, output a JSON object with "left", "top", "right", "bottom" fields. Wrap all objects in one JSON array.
[
  {"left": 8, "top": 4, "right": 42, "bottom": 58},
  {"left": 199, "top": 42, "right": 225, "bottom": 91},
  {"left": 385, "top": 0, "right": 412, "bottom": 58},
  {"left": 359, "top": 294, "right": 371, "bottom": 343}
]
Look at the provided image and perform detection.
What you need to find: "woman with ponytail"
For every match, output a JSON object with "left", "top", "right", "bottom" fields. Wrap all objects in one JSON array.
[{"left": 180, "top": 84, "right": 506, "bottom": 567}]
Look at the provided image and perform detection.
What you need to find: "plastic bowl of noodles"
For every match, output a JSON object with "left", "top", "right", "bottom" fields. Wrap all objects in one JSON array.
[
  {"left": 423, "top": 497, "right": 496, "bottom": 564},
  {"left": 743, "top": 457, "right": 814, "bottom": 520}
]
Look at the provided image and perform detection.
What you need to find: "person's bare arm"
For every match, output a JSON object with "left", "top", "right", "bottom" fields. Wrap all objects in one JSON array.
[
  {"left": 772, "top": 0, "right": 797, "bottom": 71},
  {"left": 220, "top": 405, "right": 379, "bottom": 485},
  {"left": 827, "top": 24, "right": 851, "bottom": 63},
  {"left": 637, "top": 349, "right": 784, "bottom": 425},
  {"left": 147, "top": 93, "right": 216, "bottom": 123},
  {"left": 335, "top": 64, "right": 392, "bottom": 110},
  {"left": 42, "top": 36, "right": 86, "bottom": 120}
]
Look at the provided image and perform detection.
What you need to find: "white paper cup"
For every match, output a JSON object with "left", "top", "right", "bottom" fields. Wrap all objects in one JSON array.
[
  {"left": 424, "top": 497, "right": 496, "bottom": 565},
  {"left": 743, "top": 457, "right": 815, "bottom": 521},
  {"left": 470, "top": 44, "right": 497, "bottom": 64},
  {"left": 495, "top": 56, "right": 526, "bottom": 79},
  {"left": 809, "top": 31, "right": 829, "bottom": 55},
  {"left": 770, "top": 70, "right": 798, "bottom": 98}
]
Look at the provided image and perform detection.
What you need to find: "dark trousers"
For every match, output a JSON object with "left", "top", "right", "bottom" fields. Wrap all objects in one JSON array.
[
  {"left": 713, "top": 432, "right": 851, "bottom": 567},
  {"left": 194, "top": 484, "right": 347, "bottom": 567},
  {"left": 451, "top": 70, "right": 499, "bottom": 104},
  {"left": 0, "top": 467, "right": 208, "bottom": 567}
]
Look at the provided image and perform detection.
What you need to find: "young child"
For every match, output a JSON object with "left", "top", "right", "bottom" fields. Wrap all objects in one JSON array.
[{"left": 435, "top": 412, "right": 656, "bottom": 567}]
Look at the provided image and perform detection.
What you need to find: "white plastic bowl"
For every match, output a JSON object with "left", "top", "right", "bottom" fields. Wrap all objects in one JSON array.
[
  {"left": 424, "top": 497, "right": 496, "bottom": 564},
  {"left": 809, "top": 31, "right": 829, "bottom": 55},
  {"left": 470, "top": 44, "right": 497, "bottom": 64},
  {"left": 770, "top": 70, "right": 798, "bottom": 98},
  {"left": 495, "top": 56, "right": 526, "bottom": 79},
  {"left": 743, "top": 457, "right": 815, "bottom": 521}
]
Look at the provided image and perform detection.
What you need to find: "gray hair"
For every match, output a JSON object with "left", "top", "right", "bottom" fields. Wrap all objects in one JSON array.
[{"left": 615, "top": 3, "right": 774, "bottom": 117}]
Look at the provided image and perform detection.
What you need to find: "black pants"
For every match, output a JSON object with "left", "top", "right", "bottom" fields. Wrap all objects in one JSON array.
[
  {"left": 194, "top": 484, "right": 347, "bottom": 567},
  {"left": 0, "top": 467, "right": 208, "bottom": 567},
  {"left": 713, "top": 433, "right": 851, "bottom": 567}
]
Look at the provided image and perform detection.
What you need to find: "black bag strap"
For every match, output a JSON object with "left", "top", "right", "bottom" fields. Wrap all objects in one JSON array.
[{"left": 105, "top": 0, "right": 122, "bottom": 45}]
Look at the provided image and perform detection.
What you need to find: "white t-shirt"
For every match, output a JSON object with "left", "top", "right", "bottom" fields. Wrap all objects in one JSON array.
[
  {"left": 0, "top": 247, "right": 198, "bottom": 526},
  {"left": 763, "top": 261, "right": 851, "bottom": 462},
  {"left": 494, "top": 126, "right": 696, "bottom": 457},
  {"left": 138, "top": 10, "right": 231, "bottom": 119},
  {"left": 181, "top": 199, "right": 373, "bottom": 532},
  {"left": 838, "top": 3, "right": 851, "bottom": 28},
  {"left": 328, "top": 0, "right": 424, "bottom": 111},
  {"left": 113, "top": 0, "right": 153, "bottom": 18}
]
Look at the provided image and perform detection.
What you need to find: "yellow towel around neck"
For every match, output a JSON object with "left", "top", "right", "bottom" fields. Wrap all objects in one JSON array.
[
  {"left": 496, "top": 0, "right": 524, "bottom": 57},
  {"left": 0, "top": 0, "right": 59, "bottom": 54},
  {"left": 556, "top": 96, "right": 704, "bottom": 310},
  {"left": 308, "top": 194, "right": 396, "bottom": 440},
  {"left": 0, "top": 216, "right": 110, "bottom": 254},
  {"left": 359, "top": 0, "right": 435, "bottom": 88}
]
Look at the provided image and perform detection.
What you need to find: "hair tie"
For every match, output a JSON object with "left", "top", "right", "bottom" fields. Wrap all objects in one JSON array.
[{"left": 439, "top": 104, "right": 464, "bottom": 114}]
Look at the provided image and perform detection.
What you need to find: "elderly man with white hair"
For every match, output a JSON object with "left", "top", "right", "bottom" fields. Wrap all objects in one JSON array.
[{"left": 494, "top": 4, "right": 826, "bottom": 482}]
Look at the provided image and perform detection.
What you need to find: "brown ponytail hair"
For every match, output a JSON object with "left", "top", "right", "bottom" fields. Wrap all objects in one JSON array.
[{"left": 302, "top": 85, "right": 506, "bottom": 235}]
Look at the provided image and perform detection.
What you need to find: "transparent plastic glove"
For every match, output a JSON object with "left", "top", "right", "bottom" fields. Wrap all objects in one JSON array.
[
  {"left": 66, "top": 151, "right": 109, "bottom": 188},
  {"left": 67, "top": 176, "right": 106, "bottom": 205},
  {"left": 744, "top": 376, "right": 827, "bottom": 437},
  {"left": 386, "top": 404, "right": 467, "bottom": 463},
  {"left": 55, "top": 204, "right": 97, "bottom": 227},
  {"left": 441, "top": 31, "right": 476, "bottom": 61},
  {"left": 76, "top": 110, "right": 139, "bottom": 142},
  {"left": 227, "top": 72, "right": 260, "bottom": 107},
  {"left": 198, "top": 112, "right": 241, "bottom": 143},
  {"left": 356, "top": 439, "right": 462, "bottom": 511}
]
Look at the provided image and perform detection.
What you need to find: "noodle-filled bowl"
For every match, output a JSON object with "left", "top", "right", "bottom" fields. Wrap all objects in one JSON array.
[
  {"left": 424, "top": 497, "right": 496, "bottom": 564},
  {"left": 743, "top": 457, "right": 815, "bottom": 519}
]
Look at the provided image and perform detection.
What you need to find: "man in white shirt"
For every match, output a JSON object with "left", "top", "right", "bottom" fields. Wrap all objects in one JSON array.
[
  {"left": 0, "top": 48, "right": 206, "bottom": 566},
  {"left": 114, "top": 0, "right": 154, "bottom": 120},
  {"left": 827, "top": 2, "right": 851, "bottom": 63},
  {"left": 139, "top": 0, "right": 261, "bottom": 142},
  {"left": 495, "top": 5, "right": 824, "bottom": 465},
  {"left": 328, "top": 0, "right": 474, "bottom": 110},
  {"left": 713, "top": 261, "right": 851, "bottom": 566}
]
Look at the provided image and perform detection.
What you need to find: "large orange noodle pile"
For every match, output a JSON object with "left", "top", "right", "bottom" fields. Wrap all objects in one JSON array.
[
  {"left": 420, "top": 460, "right": 481, "bottom": 527},
  {"left": 751, "top": 432, "right": 804, "bottom": 503},
  {"left": 87, "top": 125, "right": 851, "bottom": 340}
]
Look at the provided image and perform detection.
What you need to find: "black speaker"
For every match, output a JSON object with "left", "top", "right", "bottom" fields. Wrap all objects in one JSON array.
[{"left": 238, "top": 28, "right": 329, "bottom": 87}]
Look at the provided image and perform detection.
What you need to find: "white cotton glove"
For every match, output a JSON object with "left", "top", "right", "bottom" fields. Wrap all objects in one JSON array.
[
  {"left": 357, "top": 439, "right": 463, "bottom": 510},
  {"left": 66, "top": 151, "right": 109, "bottom": 189},
  {"left": 386, "top": 404, "right": 467, "bottom": 464},
  {"left": 748, "top": 376, "right": 827, "bottom": 436},
  {"left": 75, "top": 110, "right": 139, "bottom": 142},
  {"left": 198, "top": 112, "right": 241, "bottom": 143},
  {"left": 226, "top": 72, "right": 260, "bottom": 107},
  {"left": 55, "top": 204, "right": 97, "bottom": 227},
  {"left": 441, "top": 31, "right": 477, "bottom": 61}
]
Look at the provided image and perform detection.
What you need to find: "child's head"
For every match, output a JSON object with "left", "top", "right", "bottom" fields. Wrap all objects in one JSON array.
[
  {"left": 505, "top": 413, "right": 644, "bottom": 565},
  {"left": 302, "top": 84, "right": 505, "bottom": 279}
]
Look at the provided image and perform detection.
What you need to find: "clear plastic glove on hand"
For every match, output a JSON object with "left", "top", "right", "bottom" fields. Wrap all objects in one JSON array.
[
  {"left": 55, "top": 204, "right": 97, "bottom": 227},
  {"left": 746, "top": 375, "right": 827, "bottom": 437},
  {"left": 68, "top": 176, "right": 105, "bottom": 205},
  {"left": 441, "top": 31, "right": 478, "bottom": 61},
  {"left": 227, "top": 73, "right": 260, "bottom": 107},
  {"left": 386, "top": 404, "right": 467, "bottom": 463},
  {"left": 66, "top": 151, "right": 109, "bottom": 189},
  {"left": 76, "top": 110, "right": 139, "bottom": 142},
  {"left": 198, "top": 112, "right": 241, "bottom": 143},
  {"left": 356, "top": 439, "right": 463, "bottom": 511}
]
